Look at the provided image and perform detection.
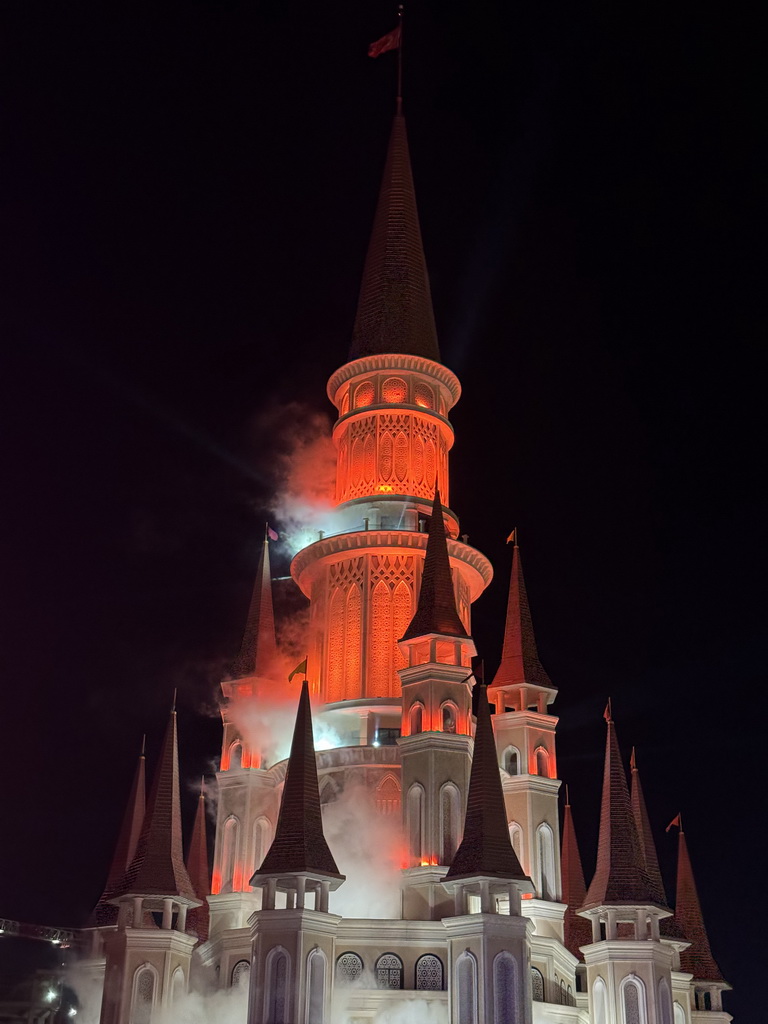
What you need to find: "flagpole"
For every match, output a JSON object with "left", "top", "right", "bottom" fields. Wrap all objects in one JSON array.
[{"left": 396, "top": 4, "right": 404, "bottom": 113}]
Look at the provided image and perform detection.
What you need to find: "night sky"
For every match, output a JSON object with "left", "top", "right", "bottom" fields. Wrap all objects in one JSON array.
[{"left": 1, "top": 0, "right": 763, "bottom": 1015}]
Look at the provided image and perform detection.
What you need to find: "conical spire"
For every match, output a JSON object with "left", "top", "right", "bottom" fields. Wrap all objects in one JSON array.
[
  {"left": 185, "top": 781, "right": 210, "bottom": 940},
  {"left": 582, "top": 709, "right": 667, "bottom": 909},
  {"left": 231, "top": 532, "right": 278, "bottom": 679},
  {"left": 561, "top": 790, "right": 593, "bottom": 958},
  {"left": 676, "top": 827, "right": 725, "bottom": 982},
  {"left": 256, "top": 680, "right": 342, "bottom": 879},
  {"left": 490, "top": 540, "right": 551, "bottom": 690},
  {"left": 113, "top": 708, "right": 197, "bottom": 902},
  {"left": 401, "top": 485, "right": 468, "bottom": 641},
  {"left": 90, "top": 738, "right": 146, "bottom": 924},
  {"left": 629, "top": 748, "right": 667, "bottom": 902},
  {"left": 350, "top": 112, "right": 440, "bottom": 362},
  {"left": 445, "top": 683, "right": 528, "bottom": 881}
]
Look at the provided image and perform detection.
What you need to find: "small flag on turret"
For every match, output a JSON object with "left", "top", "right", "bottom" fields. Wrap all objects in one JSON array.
[
  {"left": 368, "top": 24, "right": 401, "bottom": 58},
  {"left": 288, "top": 657, "right": 308, "bottom": 682},
  {"left": 506, "top": 528, "right": 517, "bottom": 544},
  {"left": 603, "top": 698, "right": 612, "bottom": 722},
  {"left": 267, "top": 525, "right": 279, "bottom": 542},
  {"left": 665, "top": 813, "right": 682, "bottom": 832}
]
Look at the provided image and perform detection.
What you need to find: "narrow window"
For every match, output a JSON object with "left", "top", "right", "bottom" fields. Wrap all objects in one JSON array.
[
  {"left": 457, "top": 953, "right": 478, "bottom": 1024},
  {"left": 232, "top": 960, "right": 250, "bottom": 988},
  {"left": 266, "top": 950, "right": 288, "bottom": 1024},
  {"left": 530, "top": 967, "right": 545, "bottom": 1003},
  {"left": 220, "top": 816, "right": 239, "bottom": 893},
  {"left": 493, "top": 952, "right": 517, "bottom": 1024},
  {"left": 306, "top": 950, "right": 326, "bottom": 1024},
  {"left": 593, "top": 977, "right": 608, "bottom": 1024},
  {"left": 130, "top": 966, "right": 156, "bottom": 1024},
  {"left": 440, "top": 784, "right": 460, "bottom": 865},
  {"left": 442, "top": 703, "right": 456, "bottom": 733},
  {"left": 408, "top": 785, "right": 424, "bottom": 863},
  {"left": 536, "top": 823, "right": 556, "bottom": 899},
  {"left": 535, "top": 747, "right": 550, "bottom": 777},
  {"left": 409, "top": 703, "right": 423, "bottom": 734},
  {"left": 503, "top": 747, "right": 520, "bottom": 775}
]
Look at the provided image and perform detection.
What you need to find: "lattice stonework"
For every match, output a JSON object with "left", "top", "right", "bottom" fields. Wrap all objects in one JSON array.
[
  {"left": 337, "top": 411, "right": 449, "bottom": 503},
  {"left": 368, "top": 554, "right": 415, "bottom": 697},
  {"left": 326, "top": 558, "right": 364, "bottom": 702}
]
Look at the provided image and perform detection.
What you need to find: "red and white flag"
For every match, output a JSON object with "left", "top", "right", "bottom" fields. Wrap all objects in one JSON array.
[{"left": 368, "top": 24, "right": 401, "bottom": 58}]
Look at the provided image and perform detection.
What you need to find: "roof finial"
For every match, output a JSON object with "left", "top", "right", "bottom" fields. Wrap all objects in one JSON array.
[
  {"left": 630, "top": 745, "right": 637, "bottom": 771},
  {"left": 565, "top": 783, "right": 570, "bottom": 806},
  {"left": 171, "top": 688, "right": 177, "bottom": 713},
  {"left": 603, "top": 697, "right": 612, "bottom": 723},
  {"left": 140, "top": 733, "right": 146, "bottom": 757}
]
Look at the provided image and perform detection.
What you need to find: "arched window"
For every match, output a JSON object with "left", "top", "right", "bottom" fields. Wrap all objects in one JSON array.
[
  {"left": 658, "top": 978, "right": 673, "bottom": 1024},
  {"left": 130, "top": 965, "right": 157, "bottom": 1024},
  {"left": 408, "top": 784, "right": 424, "bottom": 863},
  {"left": 415, "top": 955, "right": 443, "bottom": 991},
  {"left": 535, "top": 746, "right": 550, "bottom": 778},
  {"left": 375, "top": 774, "right": 401, "bottom": 816},
  {"left": 502, "top": 746, "right": 521, "bottom": 775},
  {"left": 253, "top": 817, "right": 270, "bottom": 874},
  {"left": 530, "top": 967, "right": 545, "bottom": 1003},
  {"left": 335, "top": 953, "right": 363, "bottom": 985},
  {"left": 265, "top": 947, "right": 290, "bottom": 1024},
  {"left": 456, "top": 952, "right": 478, "bottom": 1024},
  {"left": 620, "top": 975, "right": 647, "bottom": 1024},
  {"left": 440, "top": 783, "right": 460, "bottom": 865},
  {"left": 536, "top": 823, "right": 556, "bottom": 899},
  {"left": 382, "top": 377, "right": 407, "bottom": 403},
  {"left": 673, "top": 1002, "right": 686, "bottom": 1024},
  {"left": 409, "top": 703, "right": 423, "bottom": 735},
  {"left": 560, "top": 979, "right": 567, "bottom": 1004},
  {"left": 306, "top": 949, "right": 326, "bottom": 1024},
  {"left": 593, "top": 977, "right": 608, "bottom": 1024},
  {"left": 441, "top": 703, "right": 457, "bottom": 733},
  {"left": 171, "top": 968, "right": 185, "bottom": 1002},
  {"left": 508, "top": 822, "right": 523, "bottom": 862},
  {"left": 354, "top": 381, "right": 374, "bottom": 408},
  {"left": 221, "top": 816, "right": 239, "bottom": 893},
  {"left": 340, "top": 390, "right": 350, "bottom": 416},
  {"left": 375, "top": 953, "right": 403, "bottom": 990},
  {"left": 493, "top": 952, "right": 518, "bottom": 1024},
  {"left": 414, "top": 382, "right": 434, "bottom": 409},
  {"left": 232, "top": 960, "right": 251, "bottom": 988},
  {"left": 228, "top": 742, "right": 243, "bottom": 769}
]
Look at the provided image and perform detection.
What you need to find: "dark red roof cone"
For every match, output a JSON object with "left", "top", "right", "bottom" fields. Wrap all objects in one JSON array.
[
  {"left": 113, "top": 708, "right": 197, "bottom": 903},
  {"left": 186, "top": 782, "right": 210, "bottom": 941},
  {"left": 445, "top": 683, "right": 528, "bottom": 881},
  {"left": 676, "top": 828, "right": 725, "bottom": 982},
  {"left": 490, "top": 540, "right": 552, "bottom": 690},
  {"left": 91, "top": 739, "right": 146, "bottom": 924},
  {"left": 629, "top": 748, "right": 667, "bottom": 903},
  {"left": 350, "top": 112, "right": 440, "bottom": 362},
  {"left": 561, "top": 792, "right": 593, "bottom": 959},
  {"left": 255, "top": 680, "right": 343, "bottom": 880},
  {"left": 401, "top": 485, "right": 468, "bottom": 642},
  {"left": 582, "top": 709, "right": 667, "bottom": 910},
  {"left": 231, "top": 532, "right": 278, "bottom": 679}
]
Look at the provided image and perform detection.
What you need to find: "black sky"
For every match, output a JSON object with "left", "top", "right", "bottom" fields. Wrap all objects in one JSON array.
[{"left": 1, "top": 0, "right": 764, "bottom": 1014}]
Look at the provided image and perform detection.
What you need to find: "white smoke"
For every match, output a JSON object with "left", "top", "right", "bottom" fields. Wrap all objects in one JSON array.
[
  {"left": 154, "top": 983, "right": 248, "bottom": 1024},
  {"left": 323, "top": 784, "right": 404, "bottom": 920},
  {"left": 332, "top": 971, "right": 448, "bottom": 1024}
]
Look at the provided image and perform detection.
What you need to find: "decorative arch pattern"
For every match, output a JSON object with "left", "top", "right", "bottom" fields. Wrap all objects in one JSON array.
[
  {"left": 375, "top": 953, "right": 403, "bottom": 990},
  {"left": 530, "top": 967, "right": 545, "bottom": 1003},
  {"left": 415, "top": 954, "right": 443, "bottom": 991},
  {"left": 375, "top": 774, "right": 401, "bottom": 815},
  {"left": 232, "top": 960, "right": 251, "bottom": 988},
  {"left": 335, "top": 952, "right": 363, "bottom": 984},
  {"left": 620, "top": 974, "right": 647, "bottom": 1024},
  {"left": 264, "top": 946, "right": 290, "bottom": 1024}
]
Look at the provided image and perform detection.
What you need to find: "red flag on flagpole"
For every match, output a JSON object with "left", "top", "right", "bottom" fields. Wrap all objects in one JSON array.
[
  {"left": 368, "top": 24, "right": 401, "bottom": 58},
  {"left": 603, "top": 698, "right": 612, "bottom": 723},
  {"left": 665, "top": 813, "right": 682, "bottom": 832},
  {"left": 267, "top": 525, "right": 279, "bottom": 542}
]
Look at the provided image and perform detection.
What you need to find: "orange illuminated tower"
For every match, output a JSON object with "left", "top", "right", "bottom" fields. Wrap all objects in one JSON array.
[{"left": 290, "top": 110, "right": 492, "bottom": 738}]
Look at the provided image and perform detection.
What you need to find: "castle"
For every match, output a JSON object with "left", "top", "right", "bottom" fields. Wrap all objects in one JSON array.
[{"left": 79, "top": 101, "right": 731, "bottom": 1024}]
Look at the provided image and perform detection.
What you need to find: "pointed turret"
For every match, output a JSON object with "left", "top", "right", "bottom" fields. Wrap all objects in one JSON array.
[
  {"left": 350, "top": 111, "right": 440, "bottom": 362},
  {"left": 91, "top": 738, "right": 146, "bottom": 924},
  {"left": 445, "top": 683, "right": 528, "bottom": 881},
  {"left": 561, "top": 790, "right": 593, "bottom": 959},
  {"left": 490, "top": 539, "right": 551, "bottom": 691},
  {"left": 676, "top": 826, "right": 725, "bottom": 982},
  {"left": 401, "top": 485, "right": 468, "bottom": 641},
  {"left": 582, "top": 708, "right": 667, "bottom": 910},
  {"left": 185, "top": 781, "right": 210, "bottom": 941},
  {"left": 112, "top": 708, "right": 197, "bottom": 903},
  {"left": 230, "top": 532, "right": 278, "bottom": 679},
  {"left": 255, "top": 680, "right": 342, "bottom": 880},
  {"left": 629, "top": 748, "right": 667, "bottom": 902}
]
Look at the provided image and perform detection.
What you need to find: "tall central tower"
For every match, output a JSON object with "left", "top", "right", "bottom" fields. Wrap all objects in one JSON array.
[{"left": 291, "top": 112, "right": 492, "bottom": 722}]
